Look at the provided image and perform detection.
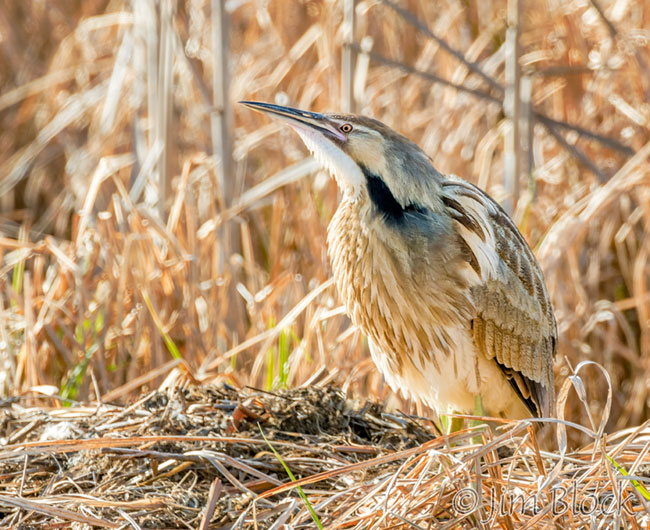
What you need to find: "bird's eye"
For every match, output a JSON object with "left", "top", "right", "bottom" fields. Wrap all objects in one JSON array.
[{"left": 339, "top": 123, "right": 353, "bottom": 133}]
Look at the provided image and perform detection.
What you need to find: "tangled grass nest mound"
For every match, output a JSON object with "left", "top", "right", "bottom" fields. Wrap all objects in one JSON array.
[
  {"left": 2, "top": 0, "right": 650, "bottom": 527},
  {"left": 2, "top": 0, "right": 650, "bottom": 451},
  {"left": 2, "top": 376, "right": 650, "bottom": 529}
]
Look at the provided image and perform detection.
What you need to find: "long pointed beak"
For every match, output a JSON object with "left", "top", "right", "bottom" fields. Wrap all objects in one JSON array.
[{"left": 240, "top": 101, "right": 346, "bottom": 141}]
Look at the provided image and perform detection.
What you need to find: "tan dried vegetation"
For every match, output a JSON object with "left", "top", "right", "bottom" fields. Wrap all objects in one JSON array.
[{"left": 0, "top": 0, "right": 649, "bottom": 527}]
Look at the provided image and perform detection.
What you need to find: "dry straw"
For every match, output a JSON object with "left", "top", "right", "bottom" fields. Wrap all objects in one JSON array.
[
  {"left": 0, "top": 0, "right": 649, "bottom": 527},
  {"left": 1, "top": 379, "right": 650, "bottom": 528}
]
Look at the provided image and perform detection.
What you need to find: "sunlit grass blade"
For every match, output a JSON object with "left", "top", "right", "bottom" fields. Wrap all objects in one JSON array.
[
  {"left": 142, "top": 290, "right": 182, "bottom": 360},
  {"left": 61, "top": 343, "right": 98, "bottom": 406},
  {"left": 278, "top": 328, "right": 288, "bottom": 389},
  {"left": 606, "top": 453, "right": 650, "bottom": 501},
  {"left": 258, "top": 423, "right": 323, "bottom": 529}
]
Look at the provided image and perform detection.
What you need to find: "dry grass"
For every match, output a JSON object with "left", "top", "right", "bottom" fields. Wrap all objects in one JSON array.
[
  {"left": 0, "top": 0, "right": 650, "bottom": 526},
  {"left": 2, "top": 378, "right": 649, "bottom": 528}
]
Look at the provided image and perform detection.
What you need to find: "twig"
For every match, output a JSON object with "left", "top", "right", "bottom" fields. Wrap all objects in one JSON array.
[
  {"left": 503, "top": 0, "right": 523, "bottom": 213},
  {"left": 589, "top": 0, "right": 617, "bottom": 37},
  {"left": 211, "top": 0, "right": 232, "bottom": 208},
  {"left": 156, "top": 0, "right": 175, "bottom": 219},
  {"left": 341, "top": 0, "right": 355, "bottom": 112},
  {"left": 348, "top": 44, "right": 501, "bottom": 104},
  {"left": 378, "top": 0, "right": 635, "bottom": 178},
  {"left": 355, "top": 45, "right": 621, "bottom": 182},
  {"left": 381, "top": 0, "right": 504, "bottom": 95},
  {"left": 534, "top": 113, "right": 634, "bottom": 156},
  {"left": 589, "top": 0, "right": 650, "bottom": 100},
  {"left": 0, "top": 494, "right": 121, "bottom": 528},
  {"left": 199, "top": 479, "right": 222, "bottom": 530},
  {"left": 540, "top": 121, "right": 609, "bottom": 182}
]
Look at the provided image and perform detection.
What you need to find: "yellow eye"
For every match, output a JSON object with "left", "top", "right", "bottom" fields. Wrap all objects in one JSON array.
[{"left": 340, "top": 123, "right": 353, "bottom": 133}]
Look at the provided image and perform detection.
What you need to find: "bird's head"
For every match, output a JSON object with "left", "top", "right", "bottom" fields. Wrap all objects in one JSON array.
[{"left": 241, "top": 101, "right": 444, "bottom": 220}]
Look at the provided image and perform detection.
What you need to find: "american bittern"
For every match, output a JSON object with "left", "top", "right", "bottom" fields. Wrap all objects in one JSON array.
[{"left": 242, "top": 101, "right": 556, "bottom": 419}]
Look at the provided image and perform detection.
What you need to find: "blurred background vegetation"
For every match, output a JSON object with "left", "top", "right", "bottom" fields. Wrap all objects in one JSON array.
[{"left": 0, "top": 0, "right": 649, "bottom": 446}]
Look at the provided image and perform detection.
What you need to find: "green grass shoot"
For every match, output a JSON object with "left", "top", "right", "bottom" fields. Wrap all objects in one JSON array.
[
  {"left": 142, "top": 290, "right": 182, "bottom": 360},
  {"left": 606, "top": 453, "right": 650, "bottom": 501},
  {"left": 258, "top": 424, "right": 323, "bottom": 529}
]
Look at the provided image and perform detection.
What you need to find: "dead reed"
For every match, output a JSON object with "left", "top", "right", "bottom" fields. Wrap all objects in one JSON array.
[{"left": 0, "top": 3, "right": 649, "bottom": 524}]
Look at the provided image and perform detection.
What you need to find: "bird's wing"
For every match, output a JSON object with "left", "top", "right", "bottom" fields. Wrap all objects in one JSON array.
[{"left": 441, "top": 179, "right": 557, "bottom": 417}]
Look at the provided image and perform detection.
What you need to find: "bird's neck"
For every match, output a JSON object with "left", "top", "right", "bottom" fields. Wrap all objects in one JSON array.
[{"left": 326, "top": 199, "right": 371, "bottom": 328}]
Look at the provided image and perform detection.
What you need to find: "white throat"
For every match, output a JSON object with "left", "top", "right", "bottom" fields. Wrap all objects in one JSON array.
[{"left": 289, "top": 123, "right": 362, "bottom": 200}]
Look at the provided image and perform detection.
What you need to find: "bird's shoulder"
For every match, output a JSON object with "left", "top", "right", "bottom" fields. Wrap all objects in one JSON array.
[{"left": 439, "top": 176, "right": 544, "bottom": 291}]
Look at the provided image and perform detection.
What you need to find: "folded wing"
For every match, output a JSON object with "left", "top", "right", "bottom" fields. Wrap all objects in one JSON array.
[{"left": 441, "top": 178, "right": 557, "bottom": 417}]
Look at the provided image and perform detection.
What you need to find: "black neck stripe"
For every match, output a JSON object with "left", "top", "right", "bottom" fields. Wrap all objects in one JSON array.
[{"left": 360, "top": 164, "right": 425, "bottom": 222}]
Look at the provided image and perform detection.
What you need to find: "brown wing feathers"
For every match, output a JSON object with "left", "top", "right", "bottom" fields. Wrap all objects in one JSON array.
[{"left": 444, "top": 180, "right": 557, "bottom": 417}]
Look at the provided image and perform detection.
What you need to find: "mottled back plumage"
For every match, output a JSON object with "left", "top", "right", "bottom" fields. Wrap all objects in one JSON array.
[
  {"left": 440, "top": 177, "right": 556, "bottom": 416},
  {"left": 242, "top": 101, "right": 557, "bottom": 419}
]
